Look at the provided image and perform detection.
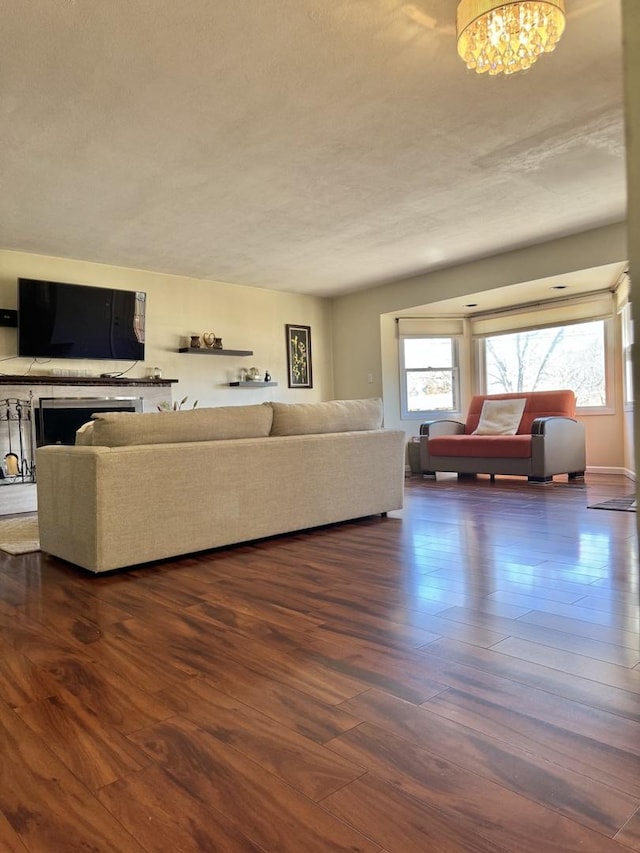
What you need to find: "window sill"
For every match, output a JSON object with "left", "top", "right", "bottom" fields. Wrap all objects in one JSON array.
[
  {"left": 402, "top": 411, "right": 462, "bottom": 421},
  {"left": 576, "top": 406, "right": 615, "bottom": 416}
]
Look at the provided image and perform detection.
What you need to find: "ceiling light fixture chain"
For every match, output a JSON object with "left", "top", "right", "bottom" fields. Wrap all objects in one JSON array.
[{"left": 456, "top": 0, "right": 566, "bottom": 76}]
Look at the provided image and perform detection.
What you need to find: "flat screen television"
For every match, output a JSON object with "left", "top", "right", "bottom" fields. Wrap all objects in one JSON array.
[{"left": 18, "top": 278, "right": 146, "bottom": 361}]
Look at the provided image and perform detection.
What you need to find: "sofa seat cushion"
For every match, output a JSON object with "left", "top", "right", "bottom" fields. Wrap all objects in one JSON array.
[
  {"left": 429, "top": 435, "right": 532, "bottom": 459},
  {"left": 85, "top": 404, "right": 274, "bottom": 447},
  {"left": 270, "top": 398, "right": 383, "bottom": 436}
]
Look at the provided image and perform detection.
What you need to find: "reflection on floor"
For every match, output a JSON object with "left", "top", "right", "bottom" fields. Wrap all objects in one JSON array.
[{"left": 0, "top": 471, "right": 637, "bottom": 851}]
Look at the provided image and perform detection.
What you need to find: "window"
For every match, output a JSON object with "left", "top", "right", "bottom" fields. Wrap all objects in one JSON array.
[
  {"left": 480, "top": 320, "right": 608, "bottom": 407},
  {"left": 400, "top": 337, "right": 459, "bottom": 417}
]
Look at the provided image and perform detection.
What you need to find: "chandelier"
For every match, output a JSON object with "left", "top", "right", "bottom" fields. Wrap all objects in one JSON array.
[{"left": 456, "top": 1, "right": 566, "bottom": 76}]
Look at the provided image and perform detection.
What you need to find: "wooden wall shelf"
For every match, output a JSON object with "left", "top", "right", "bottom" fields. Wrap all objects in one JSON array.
[
  {"left": 178, "top": 347, "right": 253, "bottom": 356},
  {"left": 228, "top": 381, "right": 277, "bottom": 387},
  {"left": 0, "top": 375, "right": 177, "bottom": 387}
]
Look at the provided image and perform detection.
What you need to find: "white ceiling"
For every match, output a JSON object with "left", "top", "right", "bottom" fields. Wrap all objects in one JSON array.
[{"left": 0, "top": 0, "right": 626, "bottom": 298}]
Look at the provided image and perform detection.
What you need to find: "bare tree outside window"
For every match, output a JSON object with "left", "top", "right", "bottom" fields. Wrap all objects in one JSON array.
[{"left": 484, "top": 321, "right": 606, "bottom": 406}]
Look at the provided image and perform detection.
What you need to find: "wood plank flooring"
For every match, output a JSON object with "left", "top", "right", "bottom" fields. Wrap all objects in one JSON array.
[{"left": 0, "top": 472, "right": 638, "bottom": 852}]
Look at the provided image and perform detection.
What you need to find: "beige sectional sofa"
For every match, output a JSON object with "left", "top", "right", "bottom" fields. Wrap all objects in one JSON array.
[{"left": 36, "top": 398, "right": 405, "bottom": 573}]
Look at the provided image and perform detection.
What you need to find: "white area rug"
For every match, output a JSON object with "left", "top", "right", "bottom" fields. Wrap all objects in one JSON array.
[{"left": 0, "top": 516, "right": 40, "bottom": 554}]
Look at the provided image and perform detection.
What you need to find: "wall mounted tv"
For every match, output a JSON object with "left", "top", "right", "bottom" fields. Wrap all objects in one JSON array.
[{"left": 18, "top": 278, "right": 146, "bottom": 361}]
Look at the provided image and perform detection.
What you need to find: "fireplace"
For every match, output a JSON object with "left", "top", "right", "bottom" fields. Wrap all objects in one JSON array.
[{"left": 35, "top": 397, "right": 143, "bottom": 446}]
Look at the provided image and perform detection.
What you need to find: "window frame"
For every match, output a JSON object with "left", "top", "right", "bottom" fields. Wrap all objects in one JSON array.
[
  {"left": 399, "top": 334, "right": 461, "bottom": 420},
  {"left": 475, "top": 317, "right": 614, "bottom": 414}
]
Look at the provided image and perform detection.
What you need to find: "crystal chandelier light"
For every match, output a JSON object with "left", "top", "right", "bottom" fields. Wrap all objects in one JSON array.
[{"left": 456, "top": 0, "right": 566, "bottom": 76}]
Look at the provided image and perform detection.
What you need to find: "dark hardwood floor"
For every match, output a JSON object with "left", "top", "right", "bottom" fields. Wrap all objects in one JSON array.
[{"left": 0, "top": 472, "right": 638, "bottom": 852}]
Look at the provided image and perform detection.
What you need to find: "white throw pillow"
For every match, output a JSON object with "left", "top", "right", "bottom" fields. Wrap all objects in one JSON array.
[{"left": 472, "top": 398, "right": 526, "bottom": 436}]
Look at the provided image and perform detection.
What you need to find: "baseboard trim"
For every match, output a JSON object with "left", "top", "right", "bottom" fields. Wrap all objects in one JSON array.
[{"left": 586, "top": 466, "right": 636, "bottom": 481}]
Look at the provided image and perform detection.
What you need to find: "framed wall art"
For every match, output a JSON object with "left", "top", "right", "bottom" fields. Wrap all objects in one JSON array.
[{"left": 285, "top": 324, "right": 313, "bottom": 388}]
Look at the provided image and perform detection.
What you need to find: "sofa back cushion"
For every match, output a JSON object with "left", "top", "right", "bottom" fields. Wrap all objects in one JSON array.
[
  {"left": 84, "top": 404, "right": 274, "bottom": 447},
  {"left": 75, "top": 421, "right": 96, "bottom": 445},
  {"left": 270, "top": 398, "right": 383, "bottom": 436},
  {"left": 465, "top": 390, "right": 576, "bottom": 435}
]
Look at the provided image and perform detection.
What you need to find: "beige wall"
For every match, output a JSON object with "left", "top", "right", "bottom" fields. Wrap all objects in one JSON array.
[
  {"left": 0, "top": 222, "right": 633, "bottom": 477},
  {"left": 624, "top": 409, "right": 635, "bottom": 475},
  {"left": 1, "top": 221, "right": 631, "bottom": 474},
  {"left": 621, "top": 1, "right": 640, "bottom": 530},
  {"left": 0, "top": 250, "right": 334, "bottom": 407},
  {"left": 381, "top": 303, "right": 627, "bottom": 473},
  {"left": 332, "top": 222, "right": 629, "bottom": 472}
]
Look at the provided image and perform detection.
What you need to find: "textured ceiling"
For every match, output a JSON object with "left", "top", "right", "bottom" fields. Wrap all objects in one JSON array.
[{"left": 0, "top": 0, "right": 626, "bottom": 297}]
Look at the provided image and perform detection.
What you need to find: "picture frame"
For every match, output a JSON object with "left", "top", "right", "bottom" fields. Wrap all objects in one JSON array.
[{"left": 286, "top": 324, "right": 313, "bottom": 388}]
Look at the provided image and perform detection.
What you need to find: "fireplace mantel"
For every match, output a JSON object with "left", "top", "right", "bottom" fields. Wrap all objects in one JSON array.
[
  {"left": 0, "top": 375, "right": 179, "bottom": 507},
  {"left": 0, "top": 375, "right": 178, "bottom": 415},
  {"left": 0, "top": 375, "right": 177, "bottom": 388}
]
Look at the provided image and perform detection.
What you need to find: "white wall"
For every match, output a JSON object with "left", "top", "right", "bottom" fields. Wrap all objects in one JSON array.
[{"left": 0, "top": 250, "right": 334, "bottom": 406}]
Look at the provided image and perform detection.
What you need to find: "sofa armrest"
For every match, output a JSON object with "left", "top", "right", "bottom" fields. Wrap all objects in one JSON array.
[
  {"left": 530, "top": 416, "right": 586, "bottom": 478},
  {"left": 419, "top": 419, "right": 464, "bottom": 474},
  {"left": 419, "top": 419, "right": 465, "bottom": 438},
  {"left": 531, "top": 415, "right": 578, "bottom": 435}
]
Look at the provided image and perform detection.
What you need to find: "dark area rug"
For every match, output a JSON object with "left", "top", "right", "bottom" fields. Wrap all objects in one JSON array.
[{"left": 588, "top": 496, "right": 637, "bottom": 512}]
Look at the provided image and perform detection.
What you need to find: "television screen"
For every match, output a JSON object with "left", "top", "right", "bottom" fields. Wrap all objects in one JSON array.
[{"left": 18, "top": 278, "right": 146, "bottom": 361}]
